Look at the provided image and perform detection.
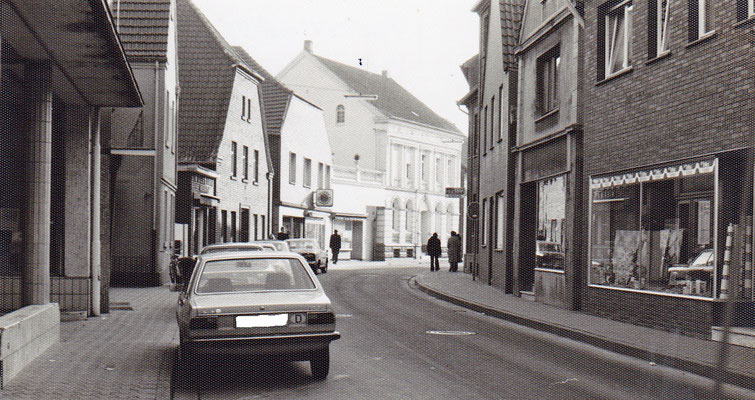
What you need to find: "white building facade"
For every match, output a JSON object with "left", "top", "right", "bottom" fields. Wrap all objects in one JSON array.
[{"left": 278, "top": 41, "right": 464, "bottom": 260}]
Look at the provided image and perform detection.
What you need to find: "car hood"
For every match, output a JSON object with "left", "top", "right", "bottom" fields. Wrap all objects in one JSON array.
[{"left": 190, "top": 290, "right": 332, "bottom": 314}]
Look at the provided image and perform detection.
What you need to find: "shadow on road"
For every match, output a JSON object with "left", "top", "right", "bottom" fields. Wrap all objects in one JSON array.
[{"left": 170, "top": 346, "right": 320, "bottom": 398}]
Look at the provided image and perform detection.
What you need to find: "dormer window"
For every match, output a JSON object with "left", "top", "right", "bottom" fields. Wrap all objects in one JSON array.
[
  {"left": 336, "top": 104, "right": 345, "bottom": 124},
  {"left": 241, "top": 95, "right": 252, "bottom": 123}
]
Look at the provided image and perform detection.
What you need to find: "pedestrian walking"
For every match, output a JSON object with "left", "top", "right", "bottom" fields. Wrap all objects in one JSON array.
[
  {"left": 447, "top": 231, "right": 462, "bottom": 272},
  {"left": 427, "top": 232, "right": 441, "bottom": 271},
  {"left": 329, "top": 229, "right": 342, "bottom": 264},
  {"left": 276, "top": 227, "right": 289, "bottom": 240}
]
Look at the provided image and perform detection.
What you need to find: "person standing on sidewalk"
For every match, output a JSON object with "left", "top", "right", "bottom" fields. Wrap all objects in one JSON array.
[
  {"left": 447, "top": 231, "right": 462, "bottom": 272},
  {"left": 329, "top": 229, "right": 342, "bottom": 264},
  {"left": 276, "top": 227, "right": 289, "bottom": 240},
  {"left": 427, "top": 233, "right": 441, "bottom": 271}
]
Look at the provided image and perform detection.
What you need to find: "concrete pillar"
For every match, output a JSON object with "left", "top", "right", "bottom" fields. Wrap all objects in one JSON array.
[
  {"left": 90, "top": 109, "right": 101, "bottom": 316},
  {"left": 22, "top": 63, "right": 53, "bottom": 306},
  {"left": 64, "top": 106, "right": 91, "bottom": 278}
]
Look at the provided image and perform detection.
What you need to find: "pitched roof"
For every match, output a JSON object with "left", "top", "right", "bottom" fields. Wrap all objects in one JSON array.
[
  {"left": 313, "top": 55, "right": 461, "bottom": 134},
  {"left": 232, "top": 46, "right": 292, "bottom": 137},
  {"left": 113, "top": 0, "right": 172, "bottom": 62},
  {"left": 176, "top": 0, "right": 252, "bottom": 164},
  {"left": 500, "top": 0, "right": 526, "bottom": 70}
]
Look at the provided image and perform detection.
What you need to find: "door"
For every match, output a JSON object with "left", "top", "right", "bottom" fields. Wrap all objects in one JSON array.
[{"left": 352, "top": 221, "right": 363, "bottom": 260}]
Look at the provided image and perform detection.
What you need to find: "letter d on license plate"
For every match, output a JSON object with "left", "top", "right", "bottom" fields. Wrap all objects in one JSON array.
[{"left": 289, "top": 313, "right": 307, "bottom": 325}]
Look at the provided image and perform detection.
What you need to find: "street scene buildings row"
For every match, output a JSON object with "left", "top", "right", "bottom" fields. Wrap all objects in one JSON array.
[{"left": 463, "top": 0, "right": 754, "bottom": 338}]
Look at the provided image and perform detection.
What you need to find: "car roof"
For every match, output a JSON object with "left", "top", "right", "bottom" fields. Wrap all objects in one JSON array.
[
  {"left": 201, "top": 242, "right": 264, "bottom": 251},
  {"left": 198, "top": 250, "right": 303, "bottom": 261}
]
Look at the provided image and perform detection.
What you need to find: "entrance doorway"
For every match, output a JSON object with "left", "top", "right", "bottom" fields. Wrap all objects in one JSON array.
[{"left": 519, "top": 182, "right": 537, "bottom": 292}]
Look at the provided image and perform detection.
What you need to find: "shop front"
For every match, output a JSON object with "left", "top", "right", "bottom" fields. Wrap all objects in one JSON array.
[
  {"left": 586, "top": 150, "right": 755, "bottom": 336},
  {"left": 333, "top": 214, "right": 366, "bottom": 260}
]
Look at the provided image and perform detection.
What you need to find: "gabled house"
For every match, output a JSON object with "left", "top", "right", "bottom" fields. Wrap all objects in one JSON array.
[
  {"left": 278, "top": 41, "right": 465, "bottom": 260},
  {"left": 108, "top": 0, "right": 179, "bottom": 286},
  {"left": 463, "top": 0, "right": 525, "bottom": 288},
  {"left": 232, "top": 47, "right": 335, "bottom": 250},
  {"left": 175, "top": 0, "right": 271, "bottom": 255},
  {"left": 512, "top": 0, "right": 584, "bottom": 308}
]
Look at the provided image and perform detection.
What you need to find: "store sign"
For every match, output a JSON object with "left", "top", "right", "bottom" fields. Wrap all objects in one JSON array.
[
  {"left": 445, "top": 187, "right": 465, "bottom": 198},
  {"left": 590, "top": 159, "right": 716, "bottom": 189}
]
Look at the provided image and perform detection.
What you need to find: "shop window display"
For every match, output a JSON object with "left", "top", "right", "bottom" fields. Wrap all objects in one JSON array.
[
  {"left": 536, "top": 176, "right": 566, "bottom": 270},
  {"left": 589, "top": 160, "right": 716, "bottom": 298}
]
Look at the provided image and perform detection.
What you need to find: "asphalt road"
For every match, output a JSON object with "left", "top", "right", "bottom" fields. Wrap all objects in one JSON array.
[{"left": 172, "top": 265, "right": 755, "bottom": 399}]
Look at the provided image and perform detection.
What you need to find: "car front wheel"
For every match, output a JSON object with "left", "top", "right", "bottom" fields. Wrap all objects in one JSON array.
[{"left": 310, "top": 348, "right": 330, "bottom": 380}]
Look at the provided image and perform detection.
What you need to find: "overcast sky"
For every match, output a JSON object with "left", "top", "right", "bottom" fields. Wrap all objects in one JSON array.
[{"left": 192, "top": 0, "right": 479, "bottom": 134}]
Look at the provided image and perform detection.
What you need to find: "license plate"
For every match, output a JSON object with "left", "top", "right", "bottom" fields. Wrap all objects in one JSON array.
[{"left": 236, "top": 313, "right": 307, "bottom": 328}]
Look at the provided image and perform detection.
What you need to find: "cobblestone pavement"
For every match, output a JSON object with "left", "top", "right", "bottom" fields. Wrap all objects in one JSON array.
[{"left": 3, "top": 287, "right": 179, "bottom": 400}]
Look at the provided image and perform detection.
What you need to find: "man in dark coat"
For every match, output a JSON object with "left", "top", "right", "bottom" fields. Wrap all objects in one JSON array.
[
  {"left": 447, "top": 231, "right": 462, "bottom": 272},
  {"left": 276, "top": 227, "right": 289, "bottom": 241},
  {"left": 427, "top": 232, "right": 442, "bottom": 271},
  {"left": 329, "top": 230, "right": 342, "bottom": 264}
]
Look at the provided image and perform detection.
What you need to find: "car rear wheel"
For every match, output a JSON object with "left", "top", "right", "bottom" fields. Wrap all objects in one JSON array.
[
  {"left": 313, "top": 261, "right": 321, "bottom": 274},
  {"left": 310, "top": 348, "right": 330, "bottom": 380},
  {"left": 321, "top": 259, "right": 328, "bottom": 273}
]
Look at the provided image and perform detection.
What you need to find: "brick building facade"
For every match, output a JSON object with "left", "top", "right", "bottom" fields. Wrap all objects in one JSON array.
[{"left": 582, "top": 0, "right": 754, "bottom": 336}]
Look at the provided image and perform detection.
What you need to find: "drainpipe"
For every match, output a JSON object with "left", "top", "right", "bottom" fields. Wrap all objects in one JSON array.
[
  {"left": 267, "top": 171, "right": 274, "bottom": 238},
  {"left": 153, "top": 60, "right": 160, "bottom": 281},
  {"left": 90, "top": 108, "right": 101, "bottom": 316}
]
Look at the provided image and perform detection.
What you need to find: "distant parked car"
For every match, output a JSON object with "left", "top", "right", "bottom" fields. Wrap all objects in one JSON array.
[
  {"left": 199, "top": 242, "right": 265, "bottom": 255},
  {"left": 255, "top": 240, "right": 290, "bottom": 252},
  {"left": 256, "top": 242, "right": 278, "bottom": 252},
  {"left": 535, "top": 241, "right": 564, "bottom": 270},
  {"left": 286, "top": 238, "right": 328, "bottom": 274},
  {"left": 176, "top": 251, "right": 340, "bottom": 380}
]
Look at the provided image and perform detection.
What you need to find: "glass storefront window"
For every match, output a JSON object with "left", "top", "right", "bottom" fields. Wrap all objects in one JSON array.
[
  {"left": 536, "top": 175, "right": 566, "bottom": 270},
  {"left": 589, "top": 160, "right": 716, "bottom": 298}
]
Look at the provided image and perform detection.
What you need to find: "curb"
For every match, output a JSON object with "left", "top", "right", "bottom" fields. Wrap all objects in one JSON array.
[{"left": 414, "top": 276, "right": 755, "bottom": 392}]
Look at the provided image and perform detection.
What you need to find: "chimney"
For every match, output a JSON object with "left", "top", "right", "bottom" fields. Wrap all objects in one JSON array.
[
  {"left": 304, "top": 40, "right": 313, "bottom": 53},
  {"left": 381, "top": 70, "right": 389, "bottom": 78}
]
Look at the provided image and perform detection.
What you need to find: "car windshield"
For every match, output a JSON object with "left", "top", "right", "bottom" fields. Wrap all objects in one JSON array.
[
  {"left": 195, "top": 258, "right": 315, "bottom": 293},
  {"left": 200, "top": 245, "right": 263, "bottom": 255},
  {"left": 287, "top": 239, "right": 318, "bottom": 251}
]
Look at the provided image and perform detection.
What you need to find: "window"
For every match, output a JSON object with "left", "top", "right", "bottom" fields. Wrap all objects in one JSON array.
[
  {"left": 537, "top": 45, "right": 560, "bottom": 115},
  {"left": 253, "top": 149, "right": 259, "bottom": 183},
  {"left": 242, "top": 145, "right": 249, "bottom": 180},
  {"left": 241, "top": 96, "right": 252, "bottom": 122},
  {"left": 689, "top": 0, "right": 713, "bottom": 42},
  {"left": 498, "top": 85, "right": 504, "bottom": 141},
  {"left": 743, "top": 0, "right": 755, "bottom": 19},
  {"left": 447, "top": 158, "right": 455, "bottom": 186},
  {"left": 252, "top": 213, "right": 258, "bottom": 241},
  {"left": 261, "top": 215, "right": 266, "bottom": 239},
  {"left": 481, "top": 198, "right": 487, "bottom": 246},
  {"left": 241, "top": 95, "right": 246, "bottom": 120},
  {"left": 231, "top": 141, "right": 238, "bottom": 178},
  {"left": 325, "top": 165, "right": 331, "bottom": 189},
  {"left": 289, "top": 152, "right": 296, "bottom": 184},
  {"left": 303, "top": 158, "right": 312, "bottom": 187},
  {"left": 240, "top": 209, "right": 250, "bottom": 242},
  {"left": 392, "top": 199, "right": 401, "bottom": 231},
  {"left": 490, "top": 96, "right": 495, "bottom": 148},
  {"left": 435, "top": 156, "right": 442, "bottom": 186},
  {"left": 496, "top": 193, "right": 505, "bottom": 249},
  {"left": 318, "top": 162, "right": 324, "bottom": 189},
  {"left": 600, "top": 1, "right": 633, "bottom": 79},
  {"left": 230, "top": 211, "right": 237, "bottom": 242},
  {"left": 336, "top": 105, "right": 345, "bottom": 123},
  {"left": 221, "top": 210, "right": 228, "bottom": 242},
  {"left": 648, "top": 0, "right": 670, "bottom": 58},
  {"left": 483, "top": 106, "right": 488, "bottom": 152}
]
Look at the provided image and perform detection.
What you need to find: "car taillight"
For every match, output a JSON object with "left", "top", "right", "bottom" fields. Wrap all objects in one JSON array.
[
  {"left": 189, "top": 317, "right": 218, "bottom": 330},
  {"left": 307, "top": 312, "right": 335, "bottom": 325}
]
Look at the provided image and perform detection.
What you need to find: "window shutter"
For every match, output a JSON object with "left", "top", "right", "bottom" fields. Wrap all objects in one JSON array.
[
  {"left": 648, "top": 0, "right": 658, "bottom": 59},
  {"left": 737, "top": 0, "right": 748, "bottom": 21},
  {"left": 688, "top": 0, "right": 699, "bottom": 42}
]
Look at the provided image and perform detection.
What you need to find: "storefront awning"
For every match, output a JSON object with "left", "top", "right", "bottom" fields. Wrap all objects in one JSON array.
[
  {"left": 590, "top": 159, "right": 715, "bottom": 189},
  {"left": 3, "top": 0, "right": 142, "bottom": 107}
]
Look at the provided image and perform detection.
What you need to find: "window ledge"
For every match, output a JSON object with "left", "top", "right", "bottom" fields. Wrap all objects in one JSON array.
[
  {"left": 497, "top": 137, "right": 503, "bottom": 143},
  {"left": 230, "top": 176, "right": 238, "bottom": 181},
  {"left": 646, "top": 51, "right": 672, "bottom": 65},
  {"left": 733, "top": 15, "right": 755, "bottom": 28},
  {"left": 535, "top": 108, "right": 559, "bottom": 124},
  {"left": 596, "top": 66, "right": 633, "bottom": 86},
  {"left": 241, "top": 178, "right": 248, "bottom": 183},
  {"left": 686, "top": 31, "right": 716, "bottom": 48},
  {"left": 252, "top": 180, "right": 259, "bottom": 186}
]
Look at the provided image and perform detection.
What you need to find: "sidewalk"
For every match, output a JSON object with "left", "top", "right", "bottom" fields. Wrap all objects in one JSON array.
[
  {"left": 415, "top": 271, "right": 755, "bottom": 391},
  {"left": 1, "top": 287, "right": 179, "bottom": 399}
]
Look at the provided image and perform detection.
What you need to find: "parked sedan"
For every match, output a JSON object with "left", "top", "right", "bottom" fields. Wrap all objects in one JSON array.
[
  {"left": 176, "top": 252, "right": 340, "bottom": 380},
  {"left": 199, "top": 242, "right": 265, "bottom": 255},
  {"left": 286, "top": 238, "right": 328, "bottom": 274},
  {"left": 255, "top": 240, "right": 290, "bottom": 252}
]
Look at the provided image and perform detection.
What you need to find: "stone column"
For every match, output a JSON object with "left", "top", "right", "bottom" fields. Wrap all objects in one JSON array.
[
  {"left": 22, "top": 62, "right": 53, "bottom": 306},
  {"left": 90, "top": 108, "right": 101, "bottom": 316}
]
